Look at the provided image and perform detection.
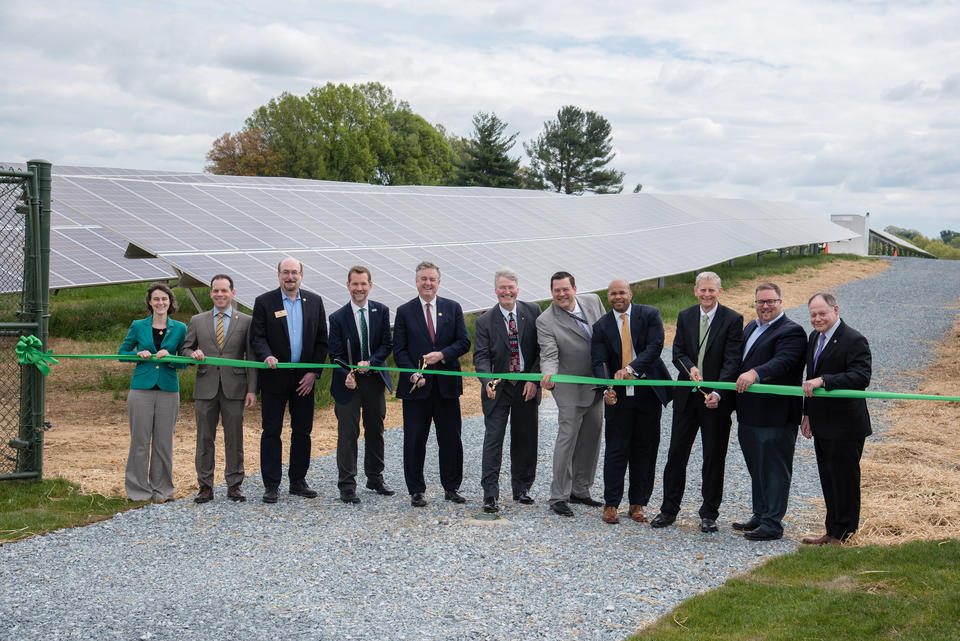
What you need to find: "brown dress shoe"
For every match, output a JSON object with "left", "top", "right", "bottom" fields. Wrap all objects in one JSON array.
[
  {"left": 602, "top": 506, "right": 620, "bottom": 524},
  {"left": 194, "top": 486, "right": 213, "bottom": 504},
  {"left": 628, "top": 505, "right": 647, "bottom": 523},
  {"left": 802, "top": 534, "right": 842, "bottom": 546},
  {"left": 227, "top": 483, "right": 246, "bottom": 502}
]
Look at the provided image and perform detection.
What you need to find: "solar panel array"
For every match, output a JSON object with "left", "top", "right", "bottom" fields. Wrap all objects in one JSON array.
[{"left": 40, "top": 166, "right": 856, "bottom": 317}]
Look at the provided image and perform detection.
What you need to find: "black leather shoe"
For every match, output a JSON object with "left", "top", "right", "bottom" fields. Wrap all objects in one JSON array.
[
  {"left": 513, "top": 490, "right": 534, "bottom": 505},
  {"left": 340, "top": 490, "right": 361, "bottom": 504},
  {"left": 550, "top": 501, "right": 574, "bottom": 517},
  {"left": 650, "top": 512, "right": 676, "bottom": 528},
  {"left": 732, "top": 517, "right": 761, "bottom": 532},
  {"left": 569, "top": 494, "right": 602, "bottom": 507},
  {"left": 444, "top": 489, "right": 467, "bottom": 504},
  {"left": 483, "top": 497, "right": 499, "bottom": 513},
  {"left": 262, "top": 487, "right": 279, "bottom": 504},
  {"left": 289, "top": 482, "right": 318, "bottom": 498},
  {"left": 194, "top": 486, "right": 213, "bottom": 504},
  {"left": 700, "top": 517, "right": 718, "bottom": 533},
  {"left": 410, "top": 493, "right": 427, "bottom": 507},
  {"left": 744, "top": 527, "right": 782, "bottom": 541},
  {"left": 366, "top": 480, "right": 396, "bottom": 496}
]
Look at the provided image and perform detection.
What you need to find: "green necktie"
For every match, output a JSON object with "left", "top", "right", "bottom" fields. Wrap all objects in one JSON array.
[
  {"left": 697, "top": 313, "right": 709, "bottom": 371},
  {"left": 359, "top": 307, "right": 369, "bottom": 361}
]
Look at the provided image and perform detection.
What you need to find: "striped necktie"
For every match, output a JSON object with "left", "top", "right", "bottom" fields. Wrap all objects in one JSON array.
[{"left": 216, "top": 312, "right": 225, "bottom": 350}]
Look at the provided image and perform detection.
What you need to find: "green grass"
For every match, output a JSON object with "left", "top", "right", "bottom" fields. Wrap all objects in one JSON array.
[
  {"left": 0, "top": 478, "right": 142, "bottom": 543},
  {"left": 631, "top": 538, "right": 960, "bottom": 641}
]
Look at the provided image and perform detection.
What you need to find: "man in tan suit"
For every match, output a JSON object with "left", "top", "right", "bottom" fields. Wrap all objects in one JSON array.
[{"left": 182, "top": 274, "right": 258, "bottom": 503}]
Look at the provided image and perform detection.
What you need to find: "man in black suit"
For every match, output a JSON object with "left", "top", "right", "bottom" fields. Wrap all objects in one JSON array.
[
  {"left": 393, "top": 261, "right": 471, "bottom": 507},
  {"left": 733, "top": 282, "right": 807, "bottom": 541},
  {"left": 327, "top": 266, "right": 395, "bottom": 504},
  {"left": 800, "top": 292, "right": 872, "bottom": 545},
  {"left": 473, "top": 268, "right": 541, "bottom": 514},
  {"left": 651, "top": 271, "right": 743, "bottom": 533},
  {"left": 251, "top": 257, "right": 328, "bottom": 504},
  {"left": 591, "top": 279, "right": 671, "bottom": 525}
]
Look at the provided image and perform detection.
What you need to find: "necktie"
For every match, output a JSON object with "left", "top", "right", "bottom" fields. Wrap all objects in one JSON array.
[
  {"left": 697, "top": 313, "right": 709, "bottom": 371},
  {"left": 359, "top": 307, "right": 369, "bottom": 361},
  {"left": 619, "top": 313, "right": 631, "bottom": 370},
  {"left": 215, "top": 312, "right": 225, "bottom": 350},
  {"left": 508, "top": 312, "right": 520, "bottom": 373},
  {"left": 570, "top": 310, "right": 592, "bottom": 339},
  {"left": 814, "top": 332, "right": 826, "bottom": 369},
  {"left": 426, "top": 302, "right": 436, "bottom": 343}
]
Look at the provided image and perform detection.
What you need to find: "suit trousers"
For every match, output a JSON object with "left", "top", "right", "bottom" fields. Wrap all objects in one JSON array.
[
  {"left": 660, "top": 392, "right": 733, "bottom": 520},
  {"left": 401, "top": 385, "right": 463, "bottom": 495},
  {"left": 480, "top": 381, "right": 538, "bottom": 500},
  {"left": 334, "top": 374, "right": 387, "bottom": 492},
  {"left": 814, "top": 436, "right": 865, "bottom": 541},
  {"left": 260, "top": 374, "right": 315, "bottom": 489},
  {"left": 125, "top": 388, "right": 179, "bottom": 501},
  {"left": 737, "top": 423, "right": 797, "bottom": 536},
  {"left": 194, "top": 389, "right": 245, "bottom": 489},
  {"left": 549, "top": 398, "right": 603, "bottom": 505},
  {"left": 603, "top": 389, "right": 662, "bottom": 508}
]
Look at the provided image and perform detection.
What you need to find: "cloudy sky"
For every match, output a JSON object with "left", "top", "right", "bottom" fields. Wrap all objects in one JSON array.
[{"left": 2, "top": 0, "right": 958, "bottom": 236}]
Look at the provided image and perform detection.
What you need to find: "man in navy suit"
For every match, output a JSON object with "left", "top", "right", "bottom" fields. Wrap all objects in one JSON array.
[
  {"left": 393, "top": 261, "right": 471, "bottom": 507},
  {"left": 251, "top": 257, "right": 328, "bottom": 504},
  {"left": 800, "top": 292, "right": 872, "bottom": 545},
  {"left": 328, "top": 266, "right": 395, "bottom": 504},
  {"left": 733, "top": 282, "right": 807, "bottom": 541},
  {"left": 590, "top": 279, "right": 671, "bottom": 525},
  {"left": 651, "top": 271, "right": 743, "bottom": 533}
]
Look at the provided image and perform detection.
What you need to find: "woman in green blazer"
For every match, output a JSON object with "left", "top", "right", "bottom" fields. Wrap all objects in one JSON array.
[{"left": 118, "top": 282, "right": 188, "bottom": 502}]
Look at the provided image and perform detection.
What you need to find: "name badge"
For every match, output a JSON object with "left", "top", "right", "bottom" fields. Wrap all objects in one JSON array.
[{"left": 275, "top": 310, "right": 287, "bottom": 318}]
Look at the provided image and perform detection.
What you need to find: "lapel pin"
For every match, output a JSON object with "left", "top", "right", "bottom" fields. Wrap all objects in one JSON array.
[{"left": 438, "top": 312, "right": 443, "bottom": 317}]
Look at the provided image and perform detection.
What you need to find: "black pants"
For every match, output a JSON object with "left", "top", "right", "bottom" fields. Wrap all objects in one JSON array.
[
  {"left": 480, "top": 381, "right": 538, "bottom": 500},
  {"left": 737, "top": 424, "right": 796, "bottom": 536},
  {"left": 660, "top": 391, "right": 732, "bottom": 520},
  {"left": 334, "top": 375, "right": 386, "bottom": 493},
  {"left": 602, "top": 388, "right": 662, "bottom": 508},
  {"left": 401, "top": 385, "right": 463, "bottom": 495},
  {"left": 814, "top": 436, "right": 865, "bottom": 541},
  {"left": 260, "top": 376, "right": 315, "bottom": 489}
]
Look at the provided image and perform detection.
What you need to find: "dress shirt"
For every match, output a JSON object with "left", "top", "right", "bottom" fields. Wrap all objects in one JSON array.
[
  {"left": 281, "top": 290, "right": 303, "bottom": 363},
  {"left": 815, "top": 318, "right": 843, "bottom": 363},
  {"left": 743, "top": 311, "right": 785, "bottom": 360},
  {"left": 350, "top": 300, "right": 369, "bottom": 358},
  {"left": 699, "top": 304, "right": 719, "bottom": 400},
  {"left": 616, "top": 306, "right": 637, "bottom": 396},
  {"left": 213, "top": 306, "right": 232, "bottom": 338},
  {"left": 499, "top": 304, "right": 526, "bottom": 372},
  {"left": 420, "top": 297, "right": 438, "bottom": 333}
]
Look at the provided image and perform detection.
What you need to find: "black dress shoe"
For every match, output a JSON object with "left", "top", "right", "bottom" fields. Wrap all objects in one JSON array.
[
  {"left": 289, "top": 482, "right": 318, "bottom": 498},
  {"left": 444, "top": 489, "right": 467, "bottom": 504},
  {"left": 483, "top": 497, "right": 499, "bottom": 513},
  {"left": 700, "top": 517, "right": 718, "bottom": 533},
  {"left": 513, "top": 490, "right": 534, "bottom": 505},
  {"left": 262, "top": 487, "right": 279, "bottom": 504},
  {"left": 650, "top": 512, "right": 676, "bottom": 528},
  {"left": 732, "top": 517, "right": 761, "bottom": 532},
  {"left": 744, "top": 526, "right": 782, "bottom": 541},
  {"left": 410, "top": 493, "right": 427, "bottom": 507},
  {"left": 194, "top": 486, "right": 213, "bottom": 504},
  {"left": 366, "top": 480, "right": 396, "bottom": 496},
  {"left": 340, "top": 490, "right": 361, "bottom": 504},
  {"left": 550, "top": 501, "right": 574, "bottom": 517},
  {"left": 569, "top": 494, "right": 602, "bottom": 507}
]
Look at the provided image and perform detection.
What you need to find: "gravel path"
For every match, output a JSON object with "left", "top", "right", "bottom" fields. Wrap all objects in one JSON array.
[{"left": 3, "top": 257, "right": 959, "bottom": 641}]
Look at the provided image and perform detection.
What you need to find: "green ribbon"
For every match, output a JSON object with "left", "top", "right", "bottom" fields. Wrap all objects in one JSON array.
[{"left": 13, "top": 334, "right": 960, "bottom": 402}]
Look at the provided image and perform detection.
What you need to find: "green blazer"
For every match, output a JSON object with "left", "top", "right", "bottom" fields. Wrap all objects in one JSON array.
[{"left": 118, "top": 316, "right": 188, "bottom": 392}]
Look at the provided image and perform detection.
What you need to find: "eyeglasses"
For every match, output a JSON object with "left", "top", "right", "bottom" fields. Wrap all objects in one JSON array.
[{"left": 755, "top": 298, "right": 781, "bottom": 307}]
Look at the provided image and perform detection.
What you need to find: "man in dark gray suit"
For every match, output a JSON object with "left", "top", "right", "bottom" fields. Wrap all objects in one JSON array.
[
  {"left": 473, "top": 268, "right": 541, "bottom": 514},
  {"left": 538, "top": 271, "right": 606, "bottom": 517},
  {"left": 182, "top": 274, "right": 257, "bottom": 503}
]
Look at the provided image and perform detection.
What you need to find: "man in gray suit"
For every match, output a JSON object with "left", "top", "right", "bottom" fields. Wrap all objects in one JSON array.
[
  {"left": 182, "top": 274, "right": 258, "bottom": 503},
  {"left": 538, "top": 271, "right": 606, "bottom": 517},
  {"left": 473, "top": 268, "right": 542, "bottom": 514}
]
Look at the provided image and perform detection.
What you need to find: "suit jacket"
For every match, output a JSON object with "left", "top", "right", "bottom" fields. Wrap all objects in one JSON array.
[
  {"left": 393, "top": 296, "right": 471, "bottom": 400},
  {"left": 591, "top": 303, "right": 671, "bottom": 408},
  {"left": 735, "top": 314, "right": 807, "bottom": 428},
  {"left": 250, "top": 287, "right": 328, "bottom": 395},
  {"left": 473, "top": 300, "right": 542, "bottom": 415},
  {"left": 327, "top": 299, "right": 394, "bottom": 405},
  {"left": 672, "top": 303, "right": 744, "bottom": 413},
  {"left": 536, "top": 293, "right": 605, "bottom": 408},
  {"left": 118, "top": 316, "right": 188, "bottom": 392},
  {"left": 181, "top": 309, "right": 257, "bottom": 401},
  {"left": 803, "top": 321, "right": 872, "bottom": 440}
]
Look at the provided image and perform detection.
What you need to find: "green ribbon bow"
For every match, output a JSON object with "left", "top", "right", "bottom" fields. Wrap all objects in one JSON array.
[{"left": 15, "top": 335, "right": 59, "bottom": 376}]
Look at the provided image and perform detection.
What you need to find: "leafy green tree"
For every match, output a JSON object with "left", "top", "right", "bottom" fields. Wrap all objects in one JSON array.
[
  {"left": 523, "top": 105, "right": 625, "bottom": 194},
  {"left": 457, "top": 111, "right": 521, "bottom": 188},
  {"left": 940, "top": 229, "right": 960, "bottom": 245}
]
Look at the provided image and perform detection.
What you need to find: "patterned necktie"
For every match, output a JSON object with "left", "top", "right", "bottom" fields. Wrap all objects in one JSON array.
[
  {"left": 215, "top": 312, "right": 225, "bottom": 350},
  {"left": 426, "top": 302, "right": 436, "bottom": 343},
  {"left": 569, "top": 310, "right": 592, "bottom": 339},
  {"left": 359, "top": 307, "right": 369, "bottom": 361},
  {"left": 814, "top": 332, "right": 826, "bottom": 369},
  {"left": 508, "top": 312, "right": 520, "bottom": 373},
  {"left": 697, "top": 313, "right": 709, "bottom": 371},
  {"left": 619, "top": 313, "right": 631, "bottom": 370}
]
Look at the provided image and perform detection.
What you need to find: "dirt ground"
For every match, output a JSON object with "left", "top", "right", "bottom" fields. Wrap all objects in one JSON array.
[{"left": 43, "top": 258, "right": 890, "bottom": 501}]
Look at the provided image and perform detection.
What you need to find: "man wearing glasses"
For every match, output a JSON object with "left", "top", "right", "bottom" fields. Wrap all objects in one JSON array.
[{"left": 732, "top": 283, "right": 807, "bottom": 541}]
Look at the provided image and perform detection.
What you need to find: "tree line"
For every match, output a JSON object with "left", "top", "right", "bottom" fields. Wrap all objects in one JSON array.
[
  {"left": 886, "top": 227, "right": 960, "bottom": 260},
  {"left": 205, "top": 82, "right": 625, "bottom": 194}
]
